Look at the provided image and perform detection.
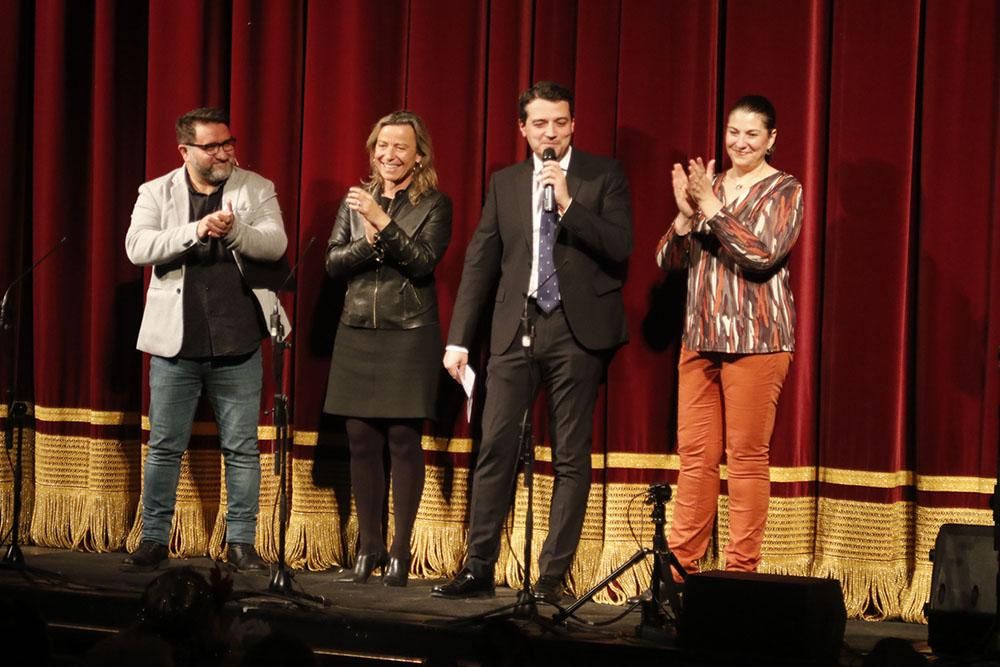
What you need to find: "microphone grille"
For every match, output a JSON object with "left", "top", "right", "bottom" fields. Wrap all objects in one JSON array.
[{"left": 542, "top": 148, "right": 556, "bottom": 161}]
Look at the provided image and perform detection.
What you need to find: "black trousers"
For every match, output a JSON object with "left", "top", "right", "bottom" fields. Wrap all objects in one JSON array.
[{"left": 465, "top": 305, "right": 605, "bottom": 580}]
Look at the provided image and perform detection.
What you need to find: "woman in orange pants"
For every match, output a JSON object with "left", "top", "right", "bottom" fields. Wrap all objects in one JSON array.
[{"left": 655, "top": 95, "right": 803, "bottom": 575}]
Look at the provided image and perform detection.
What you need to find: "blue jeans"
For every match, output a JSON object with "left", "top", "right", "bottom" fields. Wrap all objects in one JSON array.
[{"left": 142, "top": 348, "right": 263, "bottom": 545}]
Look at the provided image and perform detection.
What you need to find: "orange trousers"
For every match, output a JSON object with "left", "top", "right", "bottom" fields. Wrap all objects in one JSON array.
[{"left": 668, "top": 347, "right": 792, "bottom": 576}]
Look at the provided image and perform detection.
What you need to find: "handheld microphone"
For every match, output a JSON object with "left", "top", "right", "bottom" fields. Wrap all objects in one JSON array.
[{"left": 541, "top": 148, "right": 556, "bottom": 213}]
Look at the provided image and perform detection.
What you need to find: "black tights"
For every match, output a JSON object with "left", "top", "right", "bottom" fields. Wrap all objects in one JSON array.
[{"left": 345, "top": 418, "right": 425, "bottom": 559}]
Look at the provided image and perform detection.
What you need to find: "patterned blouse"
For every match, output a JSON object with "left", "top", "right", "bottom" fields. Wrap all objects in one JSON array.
[{"left": 655, "top": 171, "right": 803, "bottom": 354}]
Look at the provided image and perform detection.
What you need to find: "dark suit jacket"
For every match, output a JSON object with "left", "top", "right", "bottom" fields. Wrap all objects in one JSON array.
[{"left": 448, "top": 148, "right": 632, "bottom": 354}]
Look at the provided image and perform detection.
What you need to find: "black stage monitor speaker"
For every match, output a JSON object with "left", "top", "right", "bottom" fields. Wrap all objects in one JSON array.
[
  {"left": 926, "top": 523, "right": 997, "bottom": 654},
  {"left": 681, "top": 570, "right": 846, "bottom": 665}
]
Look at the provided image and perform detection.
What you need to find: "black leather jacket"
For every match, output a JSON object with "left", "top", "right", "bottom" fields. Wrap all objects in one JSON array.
[{"left": 325, "top": 189, "right": 452, "bottom": 329}]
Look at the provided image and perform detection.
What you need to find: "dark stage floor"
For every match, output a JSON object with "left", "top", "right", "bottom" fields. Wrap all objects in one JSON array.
[{"left": 0, "top": 546, "right": 942, "bottom": 666}]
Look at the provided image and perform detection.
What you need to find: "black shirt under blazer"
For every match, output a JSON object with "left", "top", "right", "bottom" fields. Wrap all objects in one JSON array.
[{"left": 449, "top": 149, "right": 632, "bottom": 354}]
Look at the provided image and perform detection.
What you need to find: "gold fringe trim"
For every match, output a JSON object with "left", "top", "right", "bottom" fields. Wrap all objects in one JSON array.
[
  {"left": 409, "top": 520, "right": 466, "bottom": 578},
  {"left": 812, "top": 557, "right": 910, "bottom": 620},
  {"left": 255, "top": 452, "right": 281, "bottom": 563},
  {"left": 166, "top": 501, "right": 216, "bottom": 558},
  {"left": 208, "top": 457, "right": 228, "bottom": 561},
  {"left": 0, "top": 479, "right": 35, "bottom": 542},
  {"left": 898, "top": 506, "right": 994, "bottom": 624},
  {"left": 283, "top": 510, "right": 349, "bottom": 571},
  {"left": 125, "top": 502, "right": 218, "bottom": 558},
  {"left": 900, "top": 563, "right": 932, "bottom": 624},
  {"left": 125, "top": 502, "right": 144, "bottom": 552},
  {"left": 589, "top": 540, "right": 652, "bottom": 605},
  {"left": 72, "top": 492, "right": 136, "bottom": 553},
  {"left": 208, "top": 509, "right": 226, "bottom": 561},
  {"left": 758, "top": 555, "right": 814, "bottom": 577},
  {"left": 29, "top": 487, "right": 86, "bottom": 548}
]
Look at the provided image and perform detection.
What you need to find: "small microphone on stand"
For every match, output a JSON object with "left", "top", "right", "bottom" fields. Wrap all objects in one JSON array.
[{"left": 1, "top": 236, "right": 68, "bottom": 331}]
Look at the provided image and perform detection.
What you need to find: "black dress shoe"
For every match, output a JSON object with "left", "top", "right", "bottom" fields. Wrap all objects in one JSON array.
[
  {"left": 382, "top": 556, "right": 410, "bottom": 587},
  {"left": 121, "top": 541, "right": 168, "bottom": 572},
  {"left": 337, "top": 551, "right": 388, "bottom": 583},
  {"left": 431, "top": 568, "right": 495, "bottom": 599},
  {"left": 627, "top": 579, "right": 684, "bottom": 606},
  {"left": 532, "top": 575, "right": 565, "bottom": 605},
  {"left": 228, "top": 543, "right": 267, "bottom": 572}
]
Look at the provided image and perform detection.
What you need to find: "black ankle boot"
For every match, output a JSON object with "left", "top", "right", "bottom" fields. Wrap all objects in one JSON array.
[
  {"left": 336, "top": 551, "right": 388, "bottom": 583},
  {"left": 382, "top": 556, "right": 410, "bottom": 587}
]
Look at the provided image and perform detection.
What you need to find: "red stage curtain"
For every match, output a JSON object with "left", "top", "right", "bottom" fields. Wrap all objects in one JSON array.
[{"left": 1, "top": 0, "right": 997, "bottom": 622}]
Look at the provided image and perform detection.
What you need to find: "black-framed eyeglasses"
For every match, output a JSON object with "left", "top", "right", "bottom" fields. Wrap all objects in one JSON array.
[{"left": 185, "top": 137, "right": 237, "bottom": 156}]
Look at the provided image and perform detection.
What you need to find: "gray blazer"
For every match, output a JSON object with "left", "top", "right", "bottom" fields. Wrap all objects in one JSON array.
[{"left": 125, "top": 166, "right": 289, "bottom": 357}]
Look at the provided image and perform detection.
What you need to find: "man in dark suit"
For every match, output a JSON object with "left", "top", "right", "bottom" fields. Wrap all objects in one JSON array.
[{"left": 432, "top": 82, "right": 632, "bottom": 603}]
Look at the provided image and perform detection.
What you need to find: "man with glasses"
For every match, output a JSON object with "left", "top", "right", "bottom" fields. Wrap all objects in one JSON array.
[{"left": 122, "top": 107, "right": 287, "bottom": 572}]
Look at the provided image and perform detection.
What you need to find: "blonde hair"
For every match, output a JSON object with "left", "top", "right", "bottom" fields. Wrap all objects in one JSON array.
[{"left": 363, "top": 111, "right": 439, "bottom": 204}]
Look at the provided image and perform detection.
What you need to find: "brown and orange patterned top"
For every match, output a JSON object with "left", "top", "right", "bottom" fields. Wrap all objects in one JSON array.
[{"left": 655, "top": 171, "right": 803, "bottom": 354}]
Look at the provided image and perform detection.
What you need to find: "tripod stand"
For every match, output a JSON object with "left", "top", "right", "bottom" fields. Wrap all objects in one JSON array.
[{"left": 552, "top": 482, "right": 686, "bottom": 639}]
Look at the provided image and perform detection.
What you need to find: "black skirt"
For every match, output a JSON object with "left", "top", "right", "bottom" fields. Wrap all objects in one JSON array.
[{"left": 323, "top": 322, "right": 443, "bottom": 420}]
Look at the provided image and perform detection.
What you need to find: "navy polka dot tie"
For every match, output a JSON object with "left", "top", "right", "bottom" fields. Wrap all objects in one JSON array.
[{"left": 536, "top": 208, "right": 561, "bottom": 313}]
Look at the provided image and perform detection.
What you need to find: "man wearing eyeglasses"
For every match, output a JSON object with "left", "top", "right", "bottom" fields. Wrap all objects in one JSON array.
[{"left": 122, "top": 107, "right": 287, "bottom": 573}]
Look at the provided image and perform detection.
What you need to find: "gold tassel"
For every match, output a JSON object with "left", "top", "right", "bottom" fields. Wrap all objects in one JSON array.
[
  {"left": 759, "top": 555, "right": 814, "bottom": 577},
  {"left": 0, "top": 478, "right": 34, "bottom": 542},
  {"left": 344, "top": 512, "right": 359, "bottom": 564},
  {"left": 566, "top": 540, "right": 604, "bottom": 598},
  {"left": 125, "top": 502, "right": 144, "bottom": 552},
  {"left": 29, "top": 487, "right": 84, "bottom": 548},
  {"left": 283, "top": 510, "right": 347, "bottom": 571},
  {"left": 503, "top": 525, "right": 547, "bottom": 589},
  {"left": 73, "top": 492, "right": 136, "bottom": 552},
  {"left": 590, "top": 540, "right": 652, "bottom": 605},
  {"left": 166, "top": 501, "right": 216, "bottom": 558},
  {"left": 208, "top": 456, "right": 227, "bottom": 560},
  {"left": 899, "top": 563, "right": 932, "bottom": 624},
  {"left": 208, "top": 510, "right": 226, "bottom": 560},
  {"left": 408, "top": 520, "right": 466, "bottom": 578},
  {"left": 812, "top": 557, "right": 910, "bottom": 620},
  {"left": 255, "top": 452, "right": 281, "bottom": 563}
]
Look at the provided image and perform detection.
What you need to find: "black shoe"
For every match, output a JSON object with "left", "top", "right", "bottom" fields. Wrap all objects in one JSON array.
[
  {"left": 627, "top": 580, "right": 684, "bottom": 606},
  {"left": 532, "top": 575, "right": 565, "bottom": 605},
  {"left": 431, "top": 568, "right": 495, "bottom": 599},
  {"left": 121, "top": 541, "right": 168, "bottom": 572},
  {"left": 382, "top": 556, "right": 410, "bottom": 587},
  {"left": 337, "top": 551, "right": 388, "bottom": 583},
  {"left": 228, "top": 543, "right": 267, "bottom": 573}
]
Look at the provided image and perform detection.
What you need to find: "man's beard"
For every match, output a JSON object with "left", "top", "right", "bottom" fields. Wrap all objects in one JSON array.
[{"left": 196, "top": 161, "right": 233, "bottom": 185}]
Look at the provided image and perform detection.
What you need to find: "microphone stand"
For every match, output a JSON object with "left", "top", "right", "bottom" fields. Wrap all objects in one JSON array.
[
  {"left": 512, "top": 295, "right": 539, "bottom": 619},
  {"left": 2, "top": 237, "right": 67, "bottom": 568},
  {"left": 261, "top": 239, "right": 325, "bottom": 605}
]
